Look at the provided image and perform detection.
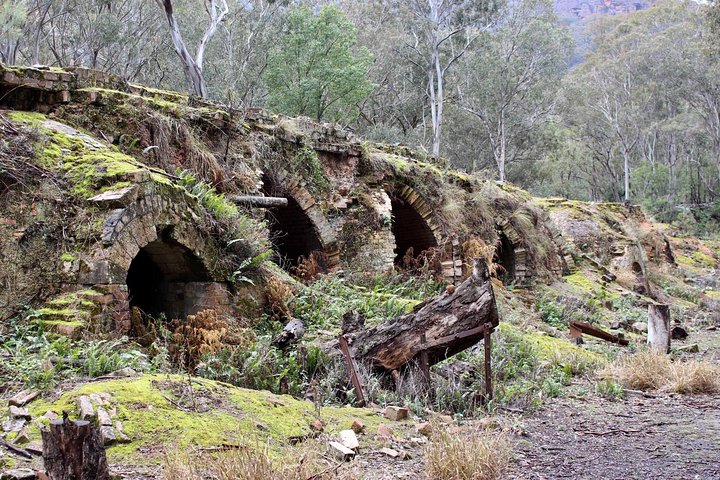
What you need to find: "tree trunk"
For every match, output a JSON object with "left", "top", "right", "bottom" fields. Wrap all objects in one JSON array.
[
  {"left": 42, "top": 418, "right": 109, "bottom": 480},
  {"left": 348, "top": 260, "right": 498, "bottom": 371},
  {"left": 647, "top": 304, "right": 671, "bottom": 353}
]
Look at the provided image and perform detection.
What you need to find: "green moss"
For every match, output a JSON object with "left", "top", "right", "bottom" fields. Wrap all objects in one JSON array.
[
  {"left": 691, "top": 251, "right": 717, "bottom": 267},
  {"left": 564, "top": 271, "right": 617, "bottom": 299},
  {"left": 500, "top": 323, "right": 602, "bottom": 367},
  {"left": 60, "top": 252, "right": 77, "bottom": 262},
  {"left": 28, "top": 375, "right": 379, "bottom": 463},
  {"left": 705, "top": 290, "right": 720, "bottom": 300},
  {"left": 6, "top": 111, "right": 46, "bottom": 126}
]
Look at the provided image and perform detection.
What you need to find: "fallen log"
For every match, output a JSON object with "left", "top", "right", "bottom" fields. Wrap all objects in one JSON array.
[{"left": 348, "top": 260, "right": 498, "bottom": 370}]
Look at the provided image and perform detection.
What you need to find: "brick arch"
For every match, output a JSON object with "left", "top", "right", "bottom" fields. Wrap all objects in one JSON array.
[
  {"left": 262, "top": 169, "right": 339, "bottom": 268},
  {"left": 101, "top": 192, "right": 220, "bottom": 280},
  {"left": 385, "top": 183, "right": 442, "bottom": 264},
  {"left": 79, "top": 186, "right": 234, "bottom": 329},
  {"left": 494, "top": 218, "right": 528, "bottom": 284}
]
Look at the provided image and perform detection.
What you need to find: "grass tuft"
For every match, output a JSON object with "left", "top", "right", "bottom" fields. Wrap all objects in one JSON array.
[
  {"left": 425, "top": 425, "right": 511, "bottom": 480},
  {"left": 601, "top": 349, "right": 720, "bottom": 394}
]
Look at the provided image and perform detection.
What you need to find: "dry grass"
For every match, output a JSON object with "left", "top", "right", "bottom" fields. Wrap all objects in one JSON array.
[
  {"left": 601, "top": 349, "right": 720, "bottom": 394},
  {"left": 163, "top": 439, "right": 355, "bottom": 480},
  {"left": 425, "top": 425, "right": 512, "bottom": 480}
]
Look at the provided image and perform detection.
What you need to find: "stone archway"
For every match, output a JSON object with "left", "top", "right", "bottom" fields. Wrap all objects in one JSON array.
[
  {"left": 262, "top": 170, "right": 339, "bottom": 270},
  {"left": 386, "top": 184, "right": 441, "bottom": 265},
  {"left": 79, "top": 185, "right": 234, "bottom": 331},
  {"left": 126, "top": 231, "right": 211, "bottom": 320},
  {"left": 494, "top": 219, "right": 528, "bottom": 284}
]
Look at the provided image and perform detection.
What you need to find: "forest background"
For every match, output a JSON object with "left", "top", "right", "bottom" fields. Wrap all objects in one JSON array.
[{"left": 3, "top": 0, "right": 720, "bottom": 232}]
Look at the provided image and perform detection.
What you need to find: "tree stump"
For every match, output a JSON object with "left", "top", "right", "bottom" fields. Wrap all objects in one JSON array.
[
  {"left": 42, "top": 418, "right": 109, "bottom": 480},
  {"left": 647, "top": 304, "right": 671, "bottom": 353}
]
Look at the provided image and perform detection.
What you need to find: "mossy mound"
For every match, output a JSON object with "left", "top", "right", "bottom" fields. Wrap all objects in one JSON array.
[
  {"left": 499, "top": 322, "right": 603, "bottom": 369},
  {"left": 28, "top": 374, "right": 379, "bottom": 463}
]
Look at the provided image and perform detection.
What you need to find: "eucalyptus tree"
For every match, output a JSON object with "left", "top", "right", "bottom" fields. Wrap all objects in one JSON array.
[
  {"left": 404, "top": 0, "right": 498, "bottom": 157},
  {"left": 155, "top": 0, "right": 229, "bottom": 98},
  {"left": 456, "top": 0, "right": 572, "bottom": 182},
  {"left": 264, "top": 5, "right": 374, "bottom": 124}
]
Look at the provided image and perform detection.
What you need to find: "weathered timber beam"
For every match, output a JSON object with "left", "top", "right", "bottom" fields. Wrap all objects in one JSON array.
[
  {"left": 348, "top": 260, "right": 499, "bottom": 371},
  {"left": 569, "top": 320, "right": 629, "bottom": 346},
  {"left": 230, "top": 195, "right": 288, "bottom": 208}
]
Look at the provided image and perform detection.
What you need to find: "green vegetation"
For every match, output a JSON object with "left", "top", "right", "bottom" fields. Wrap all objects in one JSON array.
[
  {"left": 28, "top": 374, "right": 380, "bottom": 462},
  {"left": 264, "top": 5, "right": 374, "bottom": 123}
]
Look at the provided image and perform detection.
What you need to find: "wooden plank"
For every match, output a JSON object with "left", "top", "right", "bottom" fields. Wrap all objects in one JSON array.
[
  {"left": 338, "top": 335, "right": 367, "bottom": 407},
  {"left": 569, "top": 320, "right": 629, "bottom": 346}
]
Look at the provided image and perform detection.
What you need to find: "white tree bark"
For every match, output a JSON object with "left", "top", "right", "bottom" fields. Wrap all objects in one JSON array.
[
  {"left": 155, "top": 0, "right": 228, "bottom": 98},
  {"left": 647, "top": 304, "right": 671, "bottom": 353}
]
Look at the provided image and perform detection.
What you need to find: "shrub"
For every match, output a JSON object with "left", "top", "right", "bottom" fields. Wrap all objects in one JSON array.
[{"left": 425, "top": 425, "right": 511, "bottom": 480}]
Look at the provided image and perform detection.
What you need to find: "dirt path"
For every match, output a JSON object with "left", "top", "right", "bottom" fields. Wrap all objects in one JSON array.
[{"left": 508, "top": 390, "right": 720, "bottom": 480}]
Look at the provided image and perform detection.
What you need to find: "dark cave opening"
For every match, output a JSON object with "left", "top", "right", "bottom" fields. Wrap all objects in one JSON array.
[
  {"left": 266, "top": 196, "right": 324, "bottom": 269},
  {"left": 390, "top": 195, "right": 437, "bottom": 265},
  {"left": 494, "top": 231, "right": 516, "bottom": 284},
  {"left": 126, "top": 237, "right": 210, "bottom": 321}
]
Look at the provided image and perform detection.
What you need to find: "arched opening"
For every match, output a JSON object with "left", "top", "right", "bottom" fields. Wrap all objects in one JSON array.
[
  {"left": 390, "top": 194, "right": 438, "bottom": 265},
  {"left": 265, "top": 196, "right": 324, "bottom": 270},
  {"left": 126, "top": 233, "right": 210, "bottom": 321},
  {"left": 494, "top": 231, "right": 516, "bottom": 284},
  {"left": 631, "top": 261, "right": 642, "bottom": 274}
]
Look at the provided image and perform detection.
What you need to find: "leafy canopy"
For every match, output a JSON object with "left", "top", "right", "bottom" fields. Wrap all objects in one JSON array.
[{"left": 264, "top": 5, "right": 374, "bottom": 124}]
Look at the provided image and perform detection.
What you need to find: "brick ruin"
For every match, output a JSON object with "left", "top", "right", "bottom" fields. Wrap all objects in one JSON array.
[{"left": 0, "top": 64, "right": 556, "bottom": 332}]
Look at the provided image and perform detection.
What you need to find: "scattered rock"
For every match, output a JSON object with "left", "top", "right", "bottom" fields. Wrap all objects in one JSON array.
[
  {"left": 24, "top": 443, "right": 42, "bottom": 456},
  {"left": 677, "top": 343, "right": 699, "bottom": 353},
  {"left": 89, "top": 393, "right": 110, "bottom": 406},
  {"left": 409, "top": 437, "right": 428, "bottom": 446},
  {"left": 610, "top": 322, "right": 621, "bottom": 330},
  {"left": 379, "top": 447, "right": 400, "bottom": 458},
  {"left": 77, "top": 395, "right": 95, "bottom": 420},
  {"left": 8, "top": 390, "right": 40, "bottom": 408},
  {"left": 106, "top": 367, "right": 138, "bottom": 378},
  {"left": 350, "top": 418, "right": 365, "bottom": 434},
  {"left": 0, "top": 468, "right": 36, "bottom": 480},
  {"left": 415, "top": 422, "right": 432, "bottom": 436},
  {"left": 99, "top": 426, "right": 116, "bottom": 446},
  {"left": 632, "top": 322, "right": 648, "bottom": 333},
  {"left": 384, "top": 406, "right": 409, "bottom": 421},
  {"left": 309, "top": 419, "right": 324, "bottom": 432},
  {"left": 425, "top": 410, "right": 453, "bottom": 424},
  {"left": 11, "top": 427, "right": 30, "bottom": 445},
  {"left": 36, "top": 471, "right": 49, "bottom": 480},
  {"left": 670, "top": 326, "right": 688, "bottom": 340},
  {"left": 377, "top": 424, "right": 394, "bottom": 438},
  {"left": 1, "top": 419, "right": 25, "bottom": 433},
  {"left": 9, "top": 407, "right": 30, "bottom": 420},
  {"left": 706, "top": 325, "right": 717, "bottom": 331},
  {"left": 87, "top": 184, "right": 139, "bottom": 208},
  {"left": 114, "top": 421, "right": 130, "bottom": 443},
  {"left": 339, "top": 430, "right": 359, "bottom": 451},
  {"left": 477, "top": 417, "right": 499, "bottom": 430},
  {"left": 327, "top": 441, "right": 355, "bottom": 462},
  {"left": 96, "top": 407, "right": 113, "bottom": 427},
  {"left": 41, "top": 412, "right": 58, "bottom": 421}
]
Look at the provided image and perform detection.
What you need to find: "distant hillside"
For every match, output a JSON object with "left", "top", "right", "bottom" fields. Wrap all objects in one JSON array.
[
  {"left": 555, "top": 0, "right": 655, "bottom": 20},
  {"left": 556, "top": 0, "right": 657, "bottom": 64}
]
